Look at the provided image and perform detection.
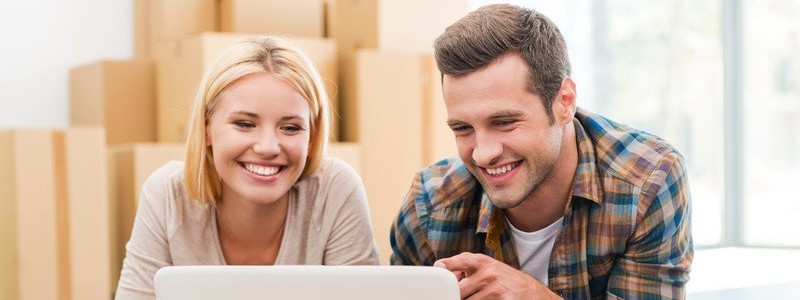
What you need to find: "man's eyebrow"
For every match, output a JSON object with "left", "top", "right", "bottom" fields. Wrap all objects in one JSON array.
[
  {"left": 446, "top": 119, "right": 467, "bottom": 127},
  {"left": 488, "top": 110, "right": 524, "bottom": 119}
]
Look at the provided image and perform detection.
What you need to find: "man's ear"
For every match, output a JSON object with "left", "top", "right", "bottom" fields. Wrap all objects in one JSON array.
[{"left": 553, "top": 77, "right": 577, "bottom": 125}]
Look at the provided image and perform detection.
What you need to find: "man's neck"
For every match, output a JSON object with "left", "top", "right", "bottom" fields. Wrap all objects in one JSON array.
[{"left": 506, "top": 121, "right": 578, "bottom": 232}]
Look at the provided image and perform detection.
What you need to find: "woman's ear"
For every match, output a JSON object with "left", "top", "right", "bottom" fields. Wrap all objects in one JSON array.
[{"left": 205, "top": 121, "right": 212, "bottom": 146}]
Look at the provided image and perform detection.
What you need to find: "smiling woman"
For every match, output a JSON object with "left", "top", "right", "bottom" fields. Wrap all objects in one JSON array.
[
  {"left": 206, "top": 72, "right": 311, "bottom": 210},
  {"left": 114, "top": 36, "right": 380, "bottom": 300}
]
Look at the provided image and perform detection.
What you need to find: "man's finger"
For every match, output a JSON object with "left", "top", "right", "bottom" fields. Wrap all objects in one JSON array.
[
  {"left": 456, "top": 270, "right": 483, "bottom": 298},
  {"left": 433, "top": 260, "right": 464, "bottom": 281},
  {"left": 435, "top": 252, "right": 481, "bottom": 274}
]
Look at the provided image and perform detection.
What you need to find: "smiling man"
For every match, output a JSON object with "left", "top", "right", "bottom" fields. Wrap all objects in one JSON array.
[{"left": 389, "top": 4, "right": 693, "bottom": 299}]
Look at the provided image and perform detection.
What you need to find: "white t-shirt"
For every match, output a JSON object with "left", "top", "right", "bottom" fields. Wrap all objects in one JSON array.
[
  {"left": 506, "top": 216, "right": 564, "bottom": 285},
  {"left": 114, "top": 157, "right": 380, "bottom": 300}
]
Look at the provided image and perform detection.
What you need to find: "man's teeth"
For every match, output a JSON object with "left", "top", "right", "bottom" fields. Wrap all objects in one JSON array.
[
  {"left": 245, "top": 164, "right": 280, "bottom": 176},
  {"left": 486, "top": 162, "right": 517, "bottom": 175}
]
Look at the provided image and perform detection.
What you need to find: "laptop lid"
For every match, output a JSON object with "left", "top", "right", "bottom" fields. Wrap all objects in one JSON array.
[{"left": 154, "top": 265, "right": 460, "bottom": 300}]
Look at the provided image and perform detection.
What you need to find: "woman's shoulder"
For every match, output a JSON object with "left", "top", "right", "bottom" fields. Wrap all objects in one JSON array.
[
  {"left": 303, "top": 157, "right": 361, "bottom": 185},
  {"left": 142, "top": 160, "right": 184, "bottom": 189},
  {"left": 140, "top": 160, "right": 187, "bottom": 197},
  {"left": 294, "top": 157, "right": 366, "bottom": 207},
  {"left": 140, "top": 161, "right": 204, "bottom": 210}
]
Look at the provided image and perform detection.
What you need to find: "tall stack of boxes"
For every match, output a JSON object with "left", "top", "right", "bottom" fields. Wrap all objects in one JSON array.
[
  {"left": 0, "top": 130, "right": 61, "bottom": 300},
  {"left": 331, "top": 0, "right": 467, "bottom": 263},
  {"left": 1, "top": 1, "right": 468, "bottom": 298},
  {"left": 0, "top": 128, "right": 110, "bottom": 300},
  {"left": 133, "top": 0, "right": 218, "bottom": 58},
  {"left": 106, "top": 143, "right": 186, "bottom": 294},
  {"left": 57, "top": 128, "right": 112, "bottom": 300}
]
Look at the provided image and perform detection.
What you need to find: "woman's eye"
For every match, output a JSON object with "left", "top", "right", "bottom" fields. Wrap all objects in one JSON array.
[
  {"left": 281, "top": 125, "right": 305, "bottom": 133},
  {"left": 233, "top": 121, "right": 255, "bottom": 128}
]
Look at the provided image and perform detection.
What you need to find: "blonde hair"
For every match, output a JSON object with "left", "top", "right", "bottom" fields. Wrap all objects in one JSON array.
[{"left": 184, "top": 36, "right": 331, "bottom": 204}]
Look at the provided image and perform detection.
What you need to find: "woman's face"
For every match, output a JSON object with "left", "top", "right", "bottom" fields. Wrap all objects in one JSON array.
[{"left": 206, "top": 72, "right": 311, "bottom": 206}]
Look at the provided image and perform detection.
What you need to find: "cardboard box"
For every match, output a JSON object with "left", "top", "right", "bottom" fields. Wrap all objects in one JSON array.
[
  {"left": 55, "top": 127, "right": 112, "bottom": 300},
  {"left": 342, "top": 51, "right": 455, "bottom": 159},
  {"left": 70, "top": 60, "right": 156, "bottom": 145},
  {"left": 330, "top": 0, "right": 467, "bottom": 142},
  {"left": 329, "top": 0, "right": 468, "bottom": 57},
  {"left": 220, "top": 0, "right": 325, "bottom": 38},
  {"left": 107, "top": 143, "right": 185, "bottom": 289},
  {"left": 328, "top": 142, "right": 362, "bottom": 175},
  {"left": 0, "top": 130, "right": 61, "bottom": 300},
  {"left": 343, "top": 50, "right": 429, "bottom": 263},
  {"left": 0, "top": 132, "right": 17, "bottom": 300},
  {"left": 421, "top": 56, "right": 457, "bottom": 164},
  {"left": 341, "top": 51, "right": 458, "bottom": 262},
  {"left": 134, "top": 0, "right": 218, "bottom": 58},
  {"left": 156, "top": 32, "right": 338, "bottom": 143}
]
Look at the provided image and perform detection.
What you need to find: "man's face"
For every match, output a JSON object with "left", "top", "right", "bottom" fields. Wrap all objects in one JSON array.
[{"left": 443, "top": 54, "right": 564, "bottom": 209}]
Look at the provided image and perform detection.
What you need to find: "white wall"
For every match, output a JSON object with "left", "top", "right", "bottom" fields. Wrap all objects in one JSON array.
[{"left": 0, "top": 0, "right": 133, "bottom": 128}]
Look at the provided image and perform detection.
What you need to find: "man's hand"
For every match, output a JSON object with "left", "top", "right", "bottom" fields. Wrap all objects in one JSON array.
[{"left": 433, "top": 252, "right": 561, "bottom": 300}]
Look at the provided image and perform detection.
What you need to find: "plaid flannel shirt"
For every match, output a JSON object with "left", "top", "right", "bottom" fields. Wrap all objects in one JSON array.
[{"left": 390, "top": 108, "right": 693, "bottom": 299}]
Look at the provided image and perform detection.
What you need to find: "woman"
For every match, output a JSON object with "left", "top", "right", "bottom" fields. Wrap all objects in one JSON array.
[{"left": 115, "top": 36, "right": 379, "bottom": 299}]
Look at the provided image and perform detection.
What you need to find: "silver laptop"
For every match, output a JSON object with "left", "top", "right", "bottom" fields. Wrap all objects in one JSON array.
[{"left": 154, "top": 265, "right": 460, "bottom": 300}]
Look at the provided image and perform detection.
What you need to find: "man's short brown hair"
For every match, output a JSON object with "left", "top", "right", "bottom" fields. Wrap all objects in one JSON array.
[{"left": 434, "top": 4, "right": 571, "bottom": 122}]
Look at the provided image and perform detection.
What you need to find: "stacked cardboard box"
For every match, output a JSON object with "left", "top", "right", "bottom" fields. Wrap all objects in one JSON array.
[
  {"left": 343, "top": 50, "right": 460, "bottom": 263},
  {"left": 330, "top": 0, "right": 467, "bottom": 263},
  {"left": 220, "top": 0, "right": 325, "bottom": 37},
  {"left": 1, "top": 128, "right": 111, "bottom": 300},
  {"left": 107, "top": 143, "right": 186, "bottom": 290},
  {"left": 70, "top": 60, "right": 156, "bottom": 145},
  {"left": 328, "top": 142, "right": 362, "bottom": 175},
  {"left": 328, "top": 0, "right": 468, "bottom": 57},
  {"left": 57, "top": 127, "right": 112, "bottom": 300},
  {"left": 134, "top": 0, "right": 218, "bottom": 58},
  {"left": 56, "top": 0, "right": 470, "bottom": 284},
  {"left": 0, "top": 130, "right": 61, "bottom": 300}
]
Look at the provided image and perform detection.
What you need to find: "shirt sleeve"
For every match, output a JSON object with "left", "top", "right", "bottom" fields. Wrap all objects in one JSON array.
[
  {"left": 321, "top": 160, "right": 380, "bottom": 265},
  {"left": 389, "top": 170, "right": 437, "bottom": 266},
  {"left": 114, "top": 166, "right": 175, "bottom": 300},
  {"left": 606, "top": 152, "right": 693, "bottom": 299}
]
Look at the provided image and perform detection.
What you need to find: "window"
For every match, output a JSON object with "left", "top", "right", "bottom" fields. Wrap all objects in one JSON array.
[
  {"left": 742, "top": 0, "right": 800, "bottom": 247},
  {"left": 585, "top": 0, "right": 724, "bottom": 246}
]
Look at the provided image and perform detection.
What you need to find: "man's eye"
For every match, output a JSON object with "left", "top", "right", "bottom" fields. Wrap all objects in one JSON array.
[
  {"left": 495, "top": 120, "right": 516, "bottom": 127},
  {"left": 451, "top": 126, "right": 472, "bottom": 135}
]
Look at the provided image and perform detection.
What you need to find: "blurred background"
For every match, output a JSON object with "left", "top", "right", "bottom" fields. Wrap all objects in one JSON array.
[{"left": 1, "top": 0, "right": 799, "bottom": 299}]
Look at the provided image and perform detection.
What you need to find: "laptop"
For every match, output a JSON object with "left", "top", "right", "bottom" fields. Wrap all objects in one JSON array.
[{"left": 154, "top": 265, "right": 460, "bottom": 300}]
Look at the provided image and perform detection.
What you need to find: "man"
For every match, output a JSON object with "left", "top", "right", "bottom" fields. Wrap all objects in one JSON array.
[{"left": 390, "top": 4, "right": 692, "bottom": 299}]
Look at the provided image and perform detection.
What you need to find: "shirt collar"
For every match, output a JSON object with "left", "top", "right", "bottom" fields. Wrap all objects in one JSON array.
[
  {"left": 476, "top": 193, "right": 495, "bottom": 234},
  {"left": 571, "top": 114, "right": 604, "bottom": 205}
]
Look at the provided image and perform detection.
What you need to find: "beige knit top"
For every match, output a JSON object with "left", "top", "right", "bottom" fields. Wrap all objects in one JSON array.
[{"left": 114, "top": 158, "right": 380, "bottom": 300}]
